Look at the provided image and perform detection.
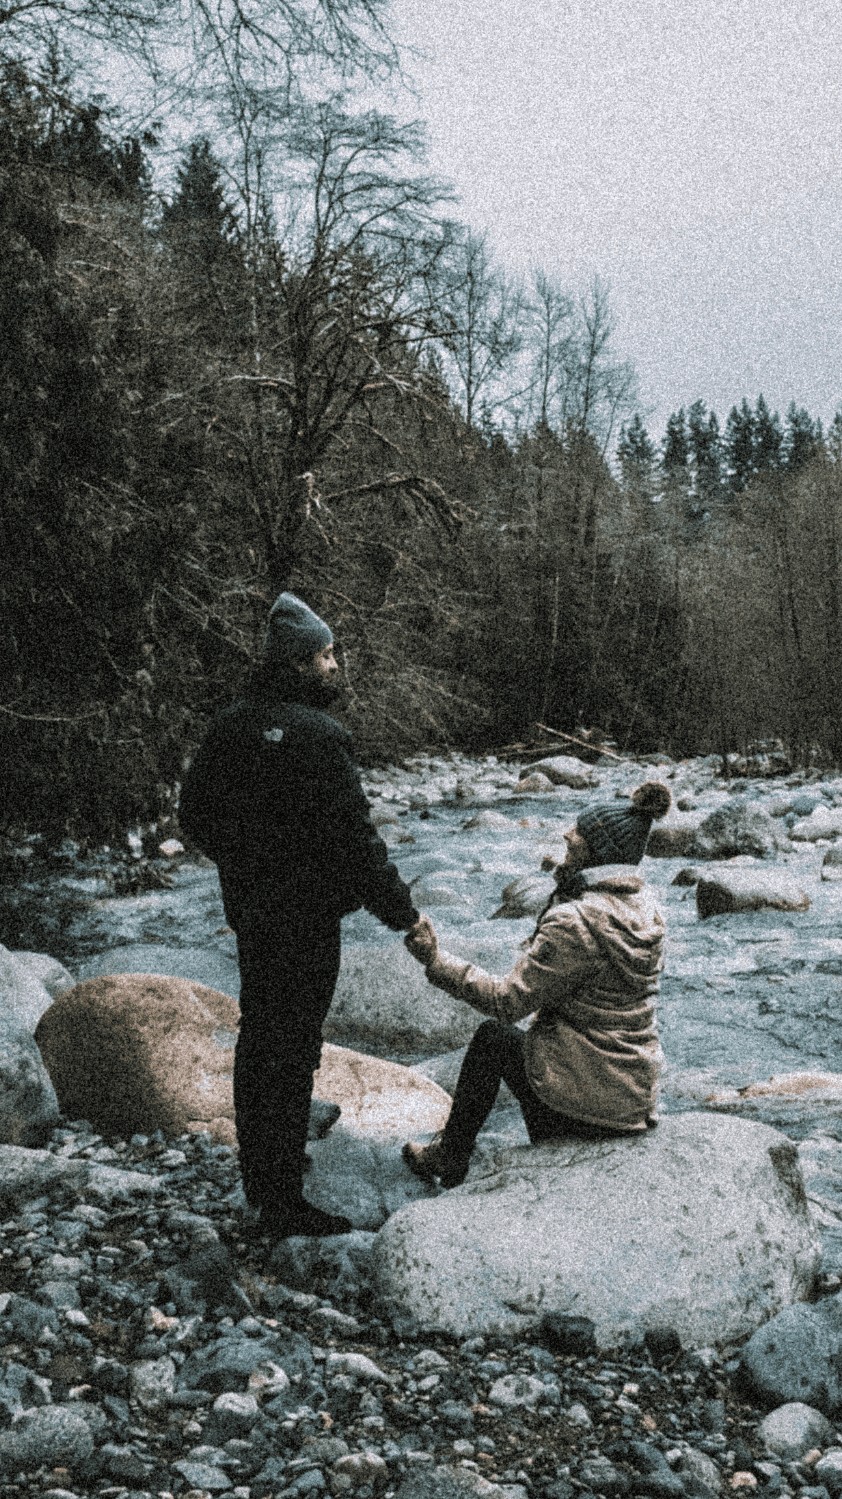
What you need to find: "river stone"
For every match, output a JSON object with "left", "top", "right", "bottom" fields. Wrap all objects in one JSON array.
[
  {"left": 821, "top": 848, "right": 842, "bottom": 880},
  {"left": 739, "top": 1295, "right": 842, "bottom": 1412},
  {"left": 756, "top": 1402, "right": 835, "bottom": 1458},
  {"left": 129, "top": 1354, "right": 177, "bottom": 1410},
  {"left": 517, "top": 772, "right": 556, "bottom": 793},
  {"left": 312, "top": 1049, "right": 450, "bottom": 1142},
  {"left": 35, "top": 975, "right": 242, "bottom": 1141},
  {"left": 0, "top": 1023, "right": 59, "bottom": 1146},
  {"left": 814, "top": 1452, "right": 842, "bottom": 1494},
  {"left": 0, "top": 1404, "right": 94, "bottom": 1475},
  {"left": 0, "top": 943, "right": 56, "bottom": 1033},
  {"left": 695, "top": 871, "right": 810, "bottom": 919},
  {"left": 180, "top": 1329, "right": 313, "bottom": 1392},
  {"left": 647, "top": 813, "right": 706, "bottom": 858},
  {"left": 521, "top": 756, "right": 596, "bottom": 789},
  {"left": 36, "top": 973, "right": 453, "bottom": 1145},
  {"left": 0, "top": 1146, "right": 86, "bottom": 1205},
  {"left": 372, "top": 1114, "right": 819, "bottom": 1346},
  {"left": 267, "top": 1231, "right": 376, "bottom": 1314},
  {"left": 689, "top": 802, "right": 783, "bottom": 859},
  {"left": 790, "top": 806, "right": 842, "bottom": 842},
  {"left": 327, "top": 944, "right": 478, "bottom": 1052},
  {"left": 7, "top": 950, "right": 75, "bottom": 1000}
]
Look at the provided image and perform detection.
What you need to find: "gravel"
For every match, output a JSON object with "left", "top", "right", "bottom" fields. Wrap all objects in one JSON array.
[{"left": 0, "top": 1122, "right": 840, "bottom": 1499}]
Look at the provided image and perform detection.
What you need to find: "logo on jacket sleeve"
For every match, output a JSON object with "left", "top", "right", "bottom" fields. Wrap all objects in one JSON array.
[{"left": 263, "top": 727, "right": 285, "bottom": 744}]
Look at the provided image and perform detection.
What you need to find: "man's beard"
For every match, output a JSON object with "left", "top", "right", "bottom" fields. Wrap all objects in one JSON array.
[{"left": 302, "top": 676, "right": 343, "bottom": 708}]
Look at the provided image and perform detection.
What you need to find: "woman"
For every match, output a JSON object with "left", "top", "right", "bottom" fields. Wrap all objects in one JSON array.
[{"left": 402, "top": 781, "right": 671, "bottom": 1188}]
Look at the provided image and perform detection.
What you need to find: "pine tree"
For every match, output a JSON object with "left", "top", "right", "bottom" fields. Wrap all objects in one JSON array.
[
  {"left": 687, "top": 399, "right": 722, "bottom": 508},
  {"left": 618, "top": 413, "right": 656, "bottom": 501},
  {"left": 724, "top": 399, "right": 755, "bottom": 492},
  {"left": 161, "top": 138, "right": 239, "bottom": 265},
  {"left": 753, "top": 395, "right": 783, "bottom": 473},
  {"left": 662, "top": 408, "right": 689, "bottom": 476},
  {"left": 784, "top": 403, "right": 822, "bottom": 472}
]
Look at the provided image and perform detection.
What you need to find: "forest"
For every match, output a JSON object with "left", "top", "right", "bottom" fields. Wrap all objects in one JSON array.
[{"left": 2, "top": 0, "right": 842, "bottom": 841}]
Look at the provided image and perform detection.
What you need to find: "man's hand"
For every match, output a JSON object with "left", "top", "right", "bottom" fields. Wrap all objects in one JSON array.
[{"left": 405, "top": 915, "right": 439, "bottom": 966}]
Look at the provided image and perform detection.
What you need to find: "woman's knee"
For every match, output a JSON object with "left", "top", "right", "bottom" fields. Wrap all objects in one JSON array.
[{"left": 471, "top": 1018, "right": 511, "bottom": 1051}]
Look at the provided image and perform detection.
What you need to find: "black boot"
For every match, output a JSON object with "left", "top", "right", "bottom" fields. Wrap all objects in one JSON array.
[{"left": 258, "top": 1198, "right": 353, "bottom": 1239}]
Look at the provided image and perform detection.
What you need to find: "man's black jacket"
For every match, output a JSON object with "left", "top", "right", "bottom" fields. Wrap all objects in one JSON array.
[{"left": 179, "top": 692, "right": 417, "bottom": 933}]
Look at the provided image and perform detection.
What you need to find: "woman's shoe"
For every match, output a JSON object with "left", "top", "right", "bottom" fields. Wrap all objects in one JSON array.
[{"left": 402, "top": 1131, "right": 471, "bottom": 1188}]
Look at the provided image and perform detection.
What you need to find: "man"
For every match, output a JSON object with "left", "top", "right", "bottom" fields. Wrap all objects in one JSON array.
[
  {"left": 402, "top": 780, "right": 670, "bottom": 1187},
  {"left": 179, "top": 592, "right": 418, "bottom": 1237}
]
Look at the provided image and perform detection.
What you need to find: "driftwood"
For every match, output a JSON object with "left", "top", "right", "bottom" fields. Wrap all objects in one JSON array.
[
  {"left": 493, "top": 723, "right": 626, "bottom": 766},
  {"left": 534, "top": 724, "right": 625, "bottom": 763}
]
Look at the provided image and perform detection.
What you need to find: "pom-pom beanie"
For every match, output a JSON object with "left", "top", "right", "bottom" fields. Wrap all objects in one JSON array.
[{"left": 575, "top": 781, "right": 672, "bottom": 867}]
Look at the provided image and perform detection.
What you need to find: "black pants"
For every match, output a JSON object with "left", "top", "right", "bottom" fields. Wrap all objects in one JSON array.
[
  {"left": 232, "top": 913, "right": 341, "bottom": 1209},
  {"left": 443, "top": 1018, "right": 623, "bottom": 1156}
]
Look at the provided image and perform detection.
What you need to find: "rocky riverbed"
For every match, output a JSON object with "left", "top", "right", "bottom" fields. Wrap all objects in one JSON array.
[{"left": 2, "top": 748, "right": 842, "bottom": 1498}]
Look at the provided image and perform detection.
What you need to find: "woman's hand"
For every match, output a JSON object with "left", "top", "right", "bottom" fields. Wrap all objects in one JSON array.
[{"left": 404, "top": 915, "right": 439, "bottom": 966}]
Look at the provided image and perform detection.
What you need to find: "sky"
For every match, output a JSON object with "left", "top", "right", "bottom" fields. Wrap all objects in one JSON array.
[{"left": 388, "top": 0, "right": 842, "bottom": 441}]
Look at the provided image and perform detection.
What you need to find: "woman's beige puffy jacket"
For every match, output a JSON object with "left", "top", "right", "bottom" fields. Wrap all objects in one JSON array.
[{"left": 424, "top": 865, "right": 666, "bottom": 1132}]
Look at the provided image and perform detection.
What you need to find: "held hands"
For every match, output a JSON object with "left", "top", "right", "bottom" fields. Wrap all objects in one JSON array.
[{"left": 404, "top": 915, "right": 439, "bottom": 967}]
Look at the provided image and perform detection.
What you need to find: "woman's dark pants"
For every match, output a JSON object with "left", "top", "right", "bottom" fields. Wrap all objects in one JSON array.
[
  {"left": 442, "top": 1017, "right": 617, "bottom": 1156},
  {"left": 232, "top": 913, "right": 342, "bottom": 1210}
]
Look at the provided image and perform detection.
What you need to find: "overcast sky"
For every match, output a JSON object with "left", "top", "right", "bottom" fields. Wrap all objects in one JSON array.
[{"left": 389, "top": 0, "right": 842, "bottom": 441}]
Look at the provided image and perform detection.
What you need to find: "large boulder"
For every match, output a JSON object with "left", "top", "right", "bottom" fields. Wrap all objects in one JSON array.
[
  {"left": 520, "top": 756, "right": 597, "bottom": 789},
  {"left": 702, "top": 1073, "right": 842, "bottom": 1130},
  {"left": 312, "top": 1047, "right": 450, "bottom": 1142},
  {"left": 35, "top": 974, "right": 451, "bottom": 1145},
  {"left": 689, "top": 801, "right": 783, "bottom": 859},
  {"left": 0, "top": 1024, "right": 59, "bottom": 1146},
  {"left": 326, "top": 944, "right": 479, "bottom": 1052},
  {"left": 647, "top": 812, "right": 706, "bottom": 857},
  {"left": 7, "top": 951, "right": 75, "bottom": 1001},
  {"left": 36, "top": 974, "right": 239, "bottom": 1141},
  {"left": 790, "top": 806, "right": 842, "bottom": 842},
  {"left": 372, "top": 1113, "right": 819, "bottom": 1346},
  {"left": 304, "top": 1129, "right": 444, "bottom": 1230},
  {"left": 695, "top": 870, "right": 810, "bottom": 919},
  {"left": 0, "top": 944, "right": 56, "bottom": 1033}
]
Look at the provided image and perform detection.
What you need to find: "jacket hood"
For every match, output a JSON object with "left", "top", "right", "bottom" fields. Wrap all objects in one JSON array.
[{"left": 573, "top": 870, "right": 665, "bottom": 984}]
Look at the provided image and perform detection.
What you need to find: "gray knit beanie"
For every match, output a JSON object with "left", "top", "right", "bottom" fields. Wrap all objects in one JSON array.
[
  {"left": 264, "top": 592, "right": 333, "bottom": 666},
  {"left": 575, "top": 781, "right": 672, "bottom": 867}
]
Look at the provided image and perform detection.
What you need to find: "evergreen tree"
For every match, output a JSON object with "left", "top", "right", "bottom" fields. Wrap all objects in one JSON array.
[
  {"left": 784, "top": 402, "right": 822, "bottom": 472},
  {"left": 724, "top": 399, "right": 755, "bottom": 491},
  {"left": 661, "top": 407, "right": 690, "bottom": 514},
  {"left": 161, "top": 138, "right": 239, "bottom": 264},
  {"left": 687, "top": 399, "right": 722, "bottom": 508},
  {"left": 618, "top": 413, "right": 656, "bottom": 501},
  {"left": 753, "top": 394, "right": 783, "bottom": 473},
  {"left": 662, "top": 408, "right": 689, "bottom": 476}
]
